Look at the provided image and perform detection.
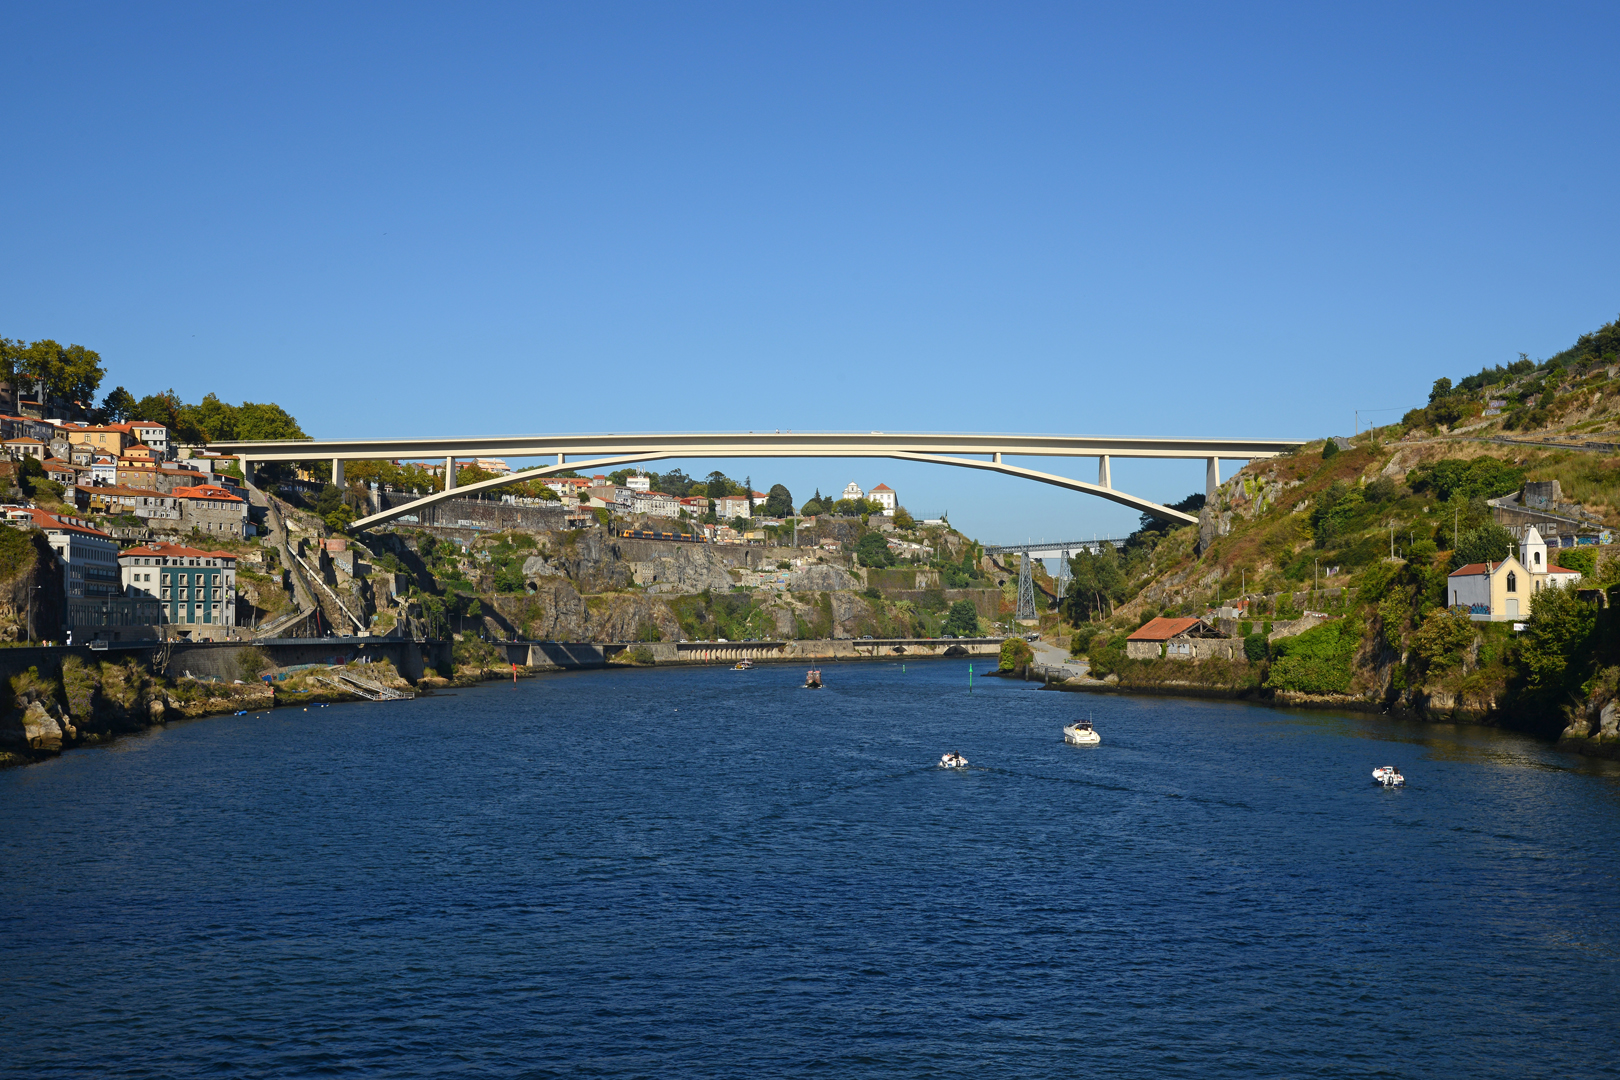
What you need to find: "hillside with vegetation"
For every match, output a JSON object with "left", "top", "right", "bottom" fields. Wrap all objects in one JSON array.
[{"left": 1058, "top": 313, "right": 1620, "bottom": 753}]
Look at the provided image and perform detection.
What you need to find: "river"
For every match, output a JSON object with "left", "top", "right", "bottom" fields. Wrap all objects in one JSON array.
[{"left": 3, "top": 659, "right": 1618, "bottom": 1077}]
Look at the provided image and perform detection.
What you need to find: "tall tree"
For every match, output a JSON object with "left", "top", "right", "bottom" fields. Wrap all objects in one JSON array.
[
  {"left": 764, "top": 483, "right": 793, "bottom": 517},
  {"left": 101, "top": 386, "right": 137, "bottom": 421},
  {"left": 14, "top": 339, "right": 104, "bottom": 406}
]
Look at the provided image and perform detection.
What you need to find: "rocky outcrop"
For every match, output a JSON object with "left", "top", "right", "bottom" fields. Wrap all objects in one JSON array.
[
  {"left": 514, "top": 580, "right": 683, "bottom": 642},
  {"left": 0, "top": 529, "right": 65, "bottom": 642},
  {"left": 789, "top": 564, "right": 860, "bottom": 592},
  {"left": 623, "top": 543, "right": 735, "bottom": 594},
  {"left": 524, "top": 531, "right": 634, "bottom": 593}
]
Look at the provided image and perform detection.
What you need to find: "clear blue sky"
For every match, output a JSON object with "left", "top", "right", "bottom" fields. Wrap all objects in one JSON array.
[{"left": 3, "top": 2, "right": 1617, "bottom": 543}]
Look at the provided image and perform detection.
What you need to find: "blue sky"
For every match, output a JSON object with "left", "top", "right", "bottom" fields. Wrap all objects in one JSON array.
[{"left": 3, "top": 2, "right": 1617, "bottom": 544}]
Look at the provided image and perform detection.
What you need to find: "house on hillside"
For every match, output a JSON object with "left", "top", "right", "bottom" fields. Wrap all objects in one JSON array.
[
  {"left": 1126, "top": 616, "right": 1241, "bottom": 660},
  {"left": 868, "top": 483, "right": 897, "bottom": 513}
]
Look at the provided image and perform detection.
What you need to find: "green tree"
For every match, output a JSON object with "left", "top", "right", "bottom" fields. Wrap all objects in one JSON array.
[
  {"left": 1243, "top": 632, "right": 1269, "bottom": 662},
  {"left": 944, "top": 600, "right": 980, "bottom": 637},
  {"left": 705, "top": 471, "right": 737, "bottom": 497},
  {"left": 1514, "top": 584, "right": 1598, "bottom": 721},
  {"left": 893, "top": 507, "right": 915, "bottom": 529},
  {"left": 1062, "top": 545, "right": 1128, "bottom": 622},
  {"left": 16, "top": 339, "right": 104, "bottom": 405},
  {"left": 764, "top": 483, "right": 793, "bottom": 517},
  {"left": 1450, "top": 523, "right": 1514, "bottom": 570},
  {"left": 998, "top": 636, "right": 1034, "bottom": 672},
  {"left": 100, "top": 386, "right": 137, "bottom": 421},
  {"left": 1310, "top": 481, "right": 1364, "bottom": 548},
  {"left": 1410, "top": 607, "right": 1476, "bottom": 672},
  {"left": 1322, "top": 439, "right": 1340, "bottom": 460},
  {"left": 1429, "top": 377, "right": 1453, "bottom": 403},
  {"left": 855, "top": 531, "right": 893, "bottom": 568}
]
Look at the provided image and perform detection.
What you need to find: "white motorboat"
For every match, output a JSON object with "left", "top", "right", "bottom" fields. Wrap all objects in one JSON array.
[
  {"left": 1372, "top": 766, "right": 1405, "bottom": 787},
  {"left": 1063, "top": 719, "right": 1101, "bottom": 746},
  {"left": 938, "top": 751, "right": 968, "bottom": 769}
]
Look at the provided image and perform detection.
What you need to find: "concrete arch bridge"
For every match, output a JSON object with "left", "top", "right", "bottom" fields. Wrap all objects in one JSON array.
[{"left": 211, "top": 431, "right": 1302, "bottom": 533}]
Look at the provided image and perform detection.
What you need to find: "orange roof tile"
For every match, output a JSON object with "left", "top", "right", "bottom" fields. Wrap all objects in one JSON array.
[{"left": 1127, "top": 616, "right": 1206, "bottom": 642}]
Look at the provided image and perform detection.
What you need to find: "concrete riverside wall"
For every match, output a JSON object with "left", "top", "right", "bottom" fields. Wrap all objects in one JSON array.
[
  {"left": 502, "top": 636, "right": 1004, "bottom": 669},
  {"left": 0, "top": 637, "right": 454, "bottom": 688}
]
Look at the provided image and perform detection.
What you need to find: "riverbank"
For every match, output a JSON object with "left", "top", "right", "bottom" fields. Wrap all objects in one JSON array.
[
  {"left": 1039, "top": 667, "right": 1620, "bottom": 759},
  {"left": 0, "top": 638, "right": 985, "bottom": 768}
]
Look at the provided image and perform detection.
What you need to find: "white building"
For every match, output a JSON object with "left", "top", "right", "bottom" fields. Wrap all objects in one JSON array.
[
  {"left": 868, "top": 483, "right": 897, "bottom": 513},
  {"left": 841, "top": 481, "right": 864, "bottom": 502},
  {"left": 129, "top": 421, "right": 169, "bottom": 459},
  {"left": 715, "top": 493, "right": 752, "bottom": 519},
  {"left": 626, "top": 473, "right": 651, "bottom": 492},
  {"left": 630, "top": 490, "right": 680, "bottom": 518},
  {"left": 5, "top": 508, "right": 122, "bottom": 601},
  {"left": 91, "top": 455, "right": 118, "bottom": 486},
  {"left": 1519, "top": 526, "right": 1583, "bottom": 592},
  {"left": 1447, "top": 527, "right": 1583, "bottom": 622}
]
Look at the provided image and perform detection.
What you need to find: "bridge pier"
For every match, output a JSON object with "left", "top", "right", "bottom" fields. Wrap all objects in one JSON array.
[
  {"left": 1098, "top": 455, "right": 1111, "bottom": 488},
  {"left": 332, "top": 458, "right": 344, "bottom": 487},
  {"left": 445, "top": 457, "right": 456, "bottom": 492},
  {"left": 1206, "top": 456, "right": 1220, "bottom": 499}
]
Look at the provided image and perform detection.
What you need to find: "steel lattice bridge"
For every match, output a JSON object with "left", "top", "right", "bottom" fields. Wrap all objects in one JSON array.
[
  {"left": 211, "top": 430, "right": 1301, "bottom": 533},
  {"left": 982, "top": 539, "right": 1133, "bottom": 622}
]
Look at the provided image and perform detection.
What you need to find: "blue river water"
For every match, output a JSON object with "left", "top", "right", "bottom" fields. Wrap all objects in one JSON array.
[{"left": 3, "top": 659, "right": 1620, "bottom": 1078}]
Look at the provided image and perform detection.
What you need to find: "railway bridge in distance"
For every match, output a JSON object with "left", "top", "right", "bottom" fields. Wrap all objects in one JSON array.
[
  {"left": 983, "top": 538, "right": 1135, "bottom": 623},
  {"left": 211, "top": 430, "right": 1302, "bottom": 532}
]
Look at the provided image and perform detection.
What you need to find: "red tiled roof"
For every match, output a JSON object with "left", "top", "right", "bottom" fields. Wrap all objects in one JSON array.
[
  {"left": 1448, "top": 562, "right": 1502, "bottom": 577},
  {"left": 870, "top": 483, "right": 893, "bottom": 491},
  {"left": 1127, "top": 616, "right": 1205, "bottom": 642},
  {"left": 9, "top": 507, "right": 114, "bottom": 540},
  {"left": 119, "top": 541, "right": 236, "bottom": 562},
  {"left": 171, "top": 484, "right": 243, "bottom": 502}
]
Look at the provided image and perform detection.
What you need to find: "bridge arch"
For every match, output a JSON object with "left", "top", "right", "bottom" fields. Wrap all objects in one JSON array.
[{"left": 209, "top": 431, "right": 1301, "bottom": 533}]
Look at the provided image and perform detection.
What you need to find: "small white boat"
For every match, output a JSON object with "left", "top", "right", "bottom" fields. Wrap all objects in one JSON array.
[
  {"left": 938, "top": 751, "right": 968, "bottom": 769},
  {"left": 733, "top": 660, "right": 753, "bottom": 670},
  {"left": 1063, "top": 719, "right": 1100, "bottom": 746},
  {"left": 1372, "top": 766, "right": 1405, "bottom": 787}
]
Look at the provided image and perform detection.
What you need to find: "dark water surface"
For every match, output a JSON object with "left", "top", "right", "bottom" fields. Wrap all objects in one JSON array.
[{"left": 4, "top": 660, "right": 1620, "bottom": 1078}]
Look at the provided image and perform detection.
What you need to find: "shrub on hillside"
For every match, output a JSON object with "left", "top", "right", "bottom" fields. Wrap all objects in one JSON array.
[
  {"left": 1409, "top": 457, "right": 1525, "bottom": 502},
  {"left": 1243, "top": 632, "right": 1269, "bottom": 662},
  {"left": 999, "top": 637, "right": 1033, "bottom": 672},
  {"left": 1086, "top": 634, "right": 1127, "bottom": 678},
  {"left": 1265, "top": 619, "right": 1361, "bottom": 695}
]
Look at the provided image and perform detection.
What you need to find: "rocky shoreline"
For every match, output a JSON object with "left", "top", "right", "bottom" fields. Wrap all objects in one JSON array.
[
  {"left": 0, "top": 658, "right": 528, "bottom": 770},
  {"left": 1044, "top": 674, "right": 1620, "bottom": 760}
]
